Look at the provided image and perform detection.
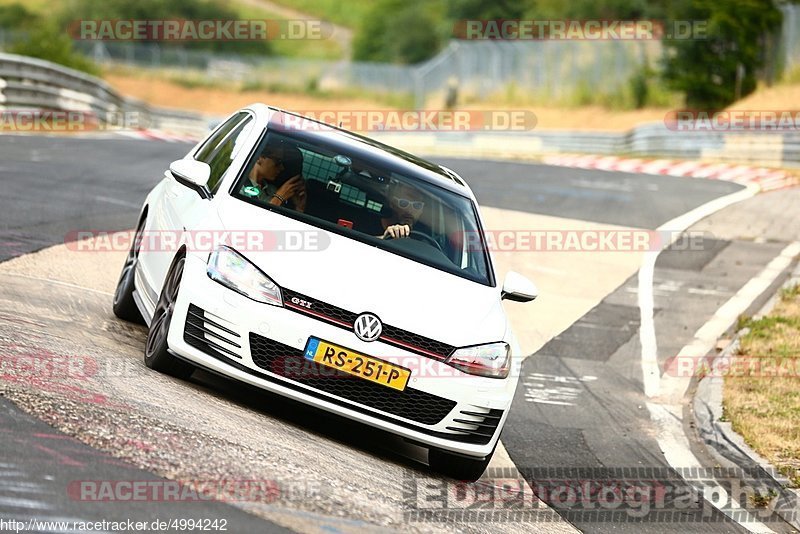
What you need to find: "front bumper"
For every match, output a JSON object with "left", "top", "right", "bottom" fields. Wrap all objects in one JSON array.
[{"left": 167, "top": 254, "right": 517, "bottom": 457}]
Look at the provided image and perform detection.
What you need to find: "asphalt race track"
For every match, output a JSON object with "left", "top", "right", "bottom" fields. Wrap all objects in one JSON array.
[{"left": 1, "top": 134, "right": 797, "bottom": 533}]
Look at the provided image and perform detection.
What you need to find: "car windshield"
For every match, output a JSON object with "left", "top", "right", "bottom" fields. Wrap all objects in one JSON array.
[{"left": 232, "top": 129, "right": 492, "bottom": 285}]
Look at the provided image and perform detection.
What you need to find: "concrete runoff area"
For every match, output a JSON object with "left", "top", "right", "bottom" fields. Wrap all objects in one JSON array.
[
  {"left": 2, "top": 133, "right": 795, "bottom": 531},
  {"left": 0, "top": 232, "right": 576, "bottom": 533}
]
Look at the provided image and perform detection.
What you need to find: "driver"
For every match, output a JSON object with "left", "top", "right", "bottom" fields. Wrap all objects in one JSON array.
[{"left": 379, "top": 181, "right": 426, "bottom": 239}]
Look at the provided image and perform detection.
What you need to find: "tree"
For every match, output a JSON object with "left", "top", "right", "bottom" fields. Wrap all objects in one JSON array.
[
  {"left": 523, "top": 0, "right": 651, "bottom": 20},
  {"left": 661, "top": 0, "right": 782, "bottom": 110},
  {"left": 446, "top": 0, "right": 531, "bottom": 20},
  {"left": 353, "top": 0, "right": 442, "bottom": 64},
  {"left": 1, "top": 3, "right": 98, "bottom": 75},
  {"left": 0, "top": 3, "right": 34, "bottom": 29},
  {"left": 58, "top": 0, "right": 271, "bottom": 56},
  {"left": 10, "top": 21, "right": 99, "bottom": 75}
]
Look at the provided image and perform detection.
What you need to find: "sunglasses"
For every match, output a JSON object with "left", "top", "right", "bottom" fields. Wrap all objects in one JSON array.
[{"left": 394, "top": 197, "right": 424, "bottom": 210}]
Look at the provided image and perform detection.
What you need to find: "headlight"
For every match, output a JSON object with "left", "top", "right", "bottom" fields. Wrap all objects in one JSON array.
[
  {"left": 207, "top": 246, "right": 282, "bottom": 305},
  {"left": 447, "top": 342, "right": 511, "bottom": 378}
]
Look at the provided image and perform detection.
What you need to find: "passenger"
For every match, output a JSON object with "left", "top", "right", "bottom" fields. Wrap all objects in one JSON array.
[
  {"left": 243, "top": 143, "right": 306, "bottom": 212},
  {"left": 277, "top": 145, "right": 306, "bottom": 213}
]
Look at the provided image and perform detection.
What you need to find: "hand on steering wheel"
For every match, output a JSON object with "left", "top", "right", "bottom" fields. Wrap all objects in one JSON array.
[
  {"left": 382, "top": 224, "right": 410, "bottom": 239},
  {"left": 382, "top": 225, "right": 442, "bottom": 252}
]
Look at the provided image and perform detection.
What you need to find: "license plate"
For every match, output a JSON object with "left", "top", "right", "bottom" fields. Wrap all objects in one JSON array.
[{"left": 304, "top": 337, "right": 410, "bottom": 391}]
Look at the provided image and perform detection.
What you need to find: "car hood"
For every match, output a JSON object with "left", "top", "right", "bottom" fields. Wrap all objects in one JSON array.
[{"left": 215, "top": 198, "right": 507, "bottom": 347}]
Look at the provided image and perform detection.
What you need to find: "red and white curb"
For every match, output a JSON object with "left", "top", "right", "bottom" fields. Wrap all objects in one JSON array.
[{"left": 543, "top": 154, "right": 798, "bottom": 192}]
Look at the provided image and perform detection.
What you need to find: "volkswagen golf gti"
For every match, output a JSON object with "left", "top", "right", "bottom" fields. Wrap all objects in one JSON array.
[{"left": 112, "top": 104, "right": 538, "bottom": 480}]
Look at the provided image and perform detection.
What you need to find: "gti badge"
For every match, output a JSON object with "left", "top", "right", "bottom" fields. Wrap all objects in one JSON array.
[{"left": 290, "top": 296, "right": 312, "bottom": 309}]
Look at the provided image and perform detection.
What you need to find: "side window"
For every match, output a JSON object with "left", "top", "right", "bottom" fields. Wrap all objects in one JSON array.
[
  {"left": 195, "top": 113, "right": 255, "bottom": 194},
  {"left": 195, "top": 113, "right": 244, "bottom": 161}
]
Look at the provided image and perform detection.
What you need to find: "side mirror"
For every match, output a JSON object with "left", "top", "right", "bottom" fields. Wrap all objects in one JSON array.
[
  {"left": 169, "top": 159, "right": 211, "bottom": 199},
  {"left": 501, "top": 271, "right": 538, "bottom": 302}
]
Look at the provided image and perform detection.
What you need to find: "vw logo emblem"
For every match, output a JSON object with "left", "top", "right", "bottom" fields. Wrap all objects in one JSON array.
[{"left": 354, "top": 313, "right": 382, "bottom": 342}]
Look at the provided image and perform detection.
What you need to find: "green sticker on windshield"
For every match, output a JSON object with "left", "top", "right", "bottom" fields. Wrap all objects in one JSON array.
[{"left": 242, "top": 185, "right": 260, "bottom": 197}]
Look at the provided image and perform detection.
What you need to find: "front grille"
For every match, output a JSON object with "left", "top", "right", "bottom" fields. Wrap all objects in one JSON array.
[
  {"left": 283, "top": 288, "right": 358, "bottom": 326},
  {"left": 379, "top": 325, "right": 455, "bottom": 361},
  {"left": 282, "top": 288, "right": 455, "bottom": 360},
  {"left": 249, "top": 332, "right": 456, "bottom": 425},
  {"left": 184, "top": 304, "right": 242, "bottom": 359}
]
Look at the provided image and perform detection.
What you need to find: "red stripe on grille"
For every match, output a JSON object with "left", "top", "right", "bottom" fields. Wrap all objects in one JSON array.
[
  {"left": 285, "top": 304, "right": 449, "bottom": 360},
  {"left": 284, "top": 303, "right": 352, "bottom": 328},
  {"left": 378, "top": 335, "right": 447, "bottom": 361}
]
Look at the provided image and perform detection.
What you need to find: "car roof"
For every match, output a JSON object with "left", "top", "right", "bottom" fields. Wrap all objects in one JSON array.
[{"left": 243, "top": 103, "right": 475, "bottom": 199}]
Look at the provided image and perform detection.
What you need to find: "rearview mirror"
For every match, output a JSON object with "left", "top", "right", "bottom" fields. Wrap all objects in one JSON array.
[
  {"left": 501, "top": 271, "right": 538, "bottom": 302},
  {"left": 169, "top": 159, "right": 211, "bottom": 199}
]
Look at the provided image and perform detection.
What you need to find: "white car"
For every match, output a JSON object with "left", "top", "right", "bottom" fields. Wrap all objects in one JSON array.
[{"left": 113, "top": 104, "right": 537, "bottom": 480}]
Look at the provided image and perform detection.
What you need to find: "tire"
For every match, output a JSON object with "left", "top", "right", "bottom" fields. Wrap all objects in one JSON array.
[
  {"left": 113, "top": 217, "right": 146, "bottom": 324},
  {"left": 428, "top": 445, "right": 495, "bottom": 482},
  {"left": 144, "top": 255, "right": 195, "bottom": 379}
]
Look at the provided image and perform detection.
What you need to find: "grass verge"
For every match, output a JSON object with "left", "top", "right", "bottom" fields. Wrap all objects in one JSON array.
[{"left": 724, "top": 283, "right": 800, "bottom": 487}]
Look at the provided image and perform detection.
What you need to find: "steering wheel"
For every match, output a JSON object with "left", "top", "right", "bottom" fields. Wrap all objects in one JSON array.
[{"left": 409, "top": 230, "right": 443, "bottom": 252}]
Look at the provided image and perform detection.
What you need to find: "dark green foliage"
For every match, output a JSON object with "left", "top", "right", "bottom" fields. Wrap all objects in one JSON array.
[
  {"left": 8, "top": 18, "right": 100, "bottom": 75},
  {"left": 0, "top": 3, "right": 34, "bottom": 29},
  {"left": 0, "top": 4, "right": 99, "bottom": 75},
  {"left": 661, "top": 0, "right": 782, "bottom": 109},
  {"left": 353, "top": 0, "right": 441, "bottom": 64},
  {"left": 445, "top": 0, "right": 531, "bottom": 20},
  {"left": 58, "top": 0, "right": 271, "bottom": 56}
]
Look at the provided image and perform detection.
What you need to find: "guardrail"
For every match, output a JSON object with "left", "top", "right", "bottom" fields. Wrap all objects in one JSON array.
[
  {"left": 371, "top": 125, "right": 800, "bottom": 169},
  {"left": 2, "top": 53, "right": 798, "bottom": 170},
  {"left": 0, "top": 52, "right": 211, "bottom": 137}
]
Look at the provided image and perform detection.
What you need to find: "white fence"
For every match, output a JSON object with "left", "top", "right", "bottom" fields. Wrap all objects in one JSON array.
[{"left": 72, "top": 38, "right": 652, "bottom": 108}]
